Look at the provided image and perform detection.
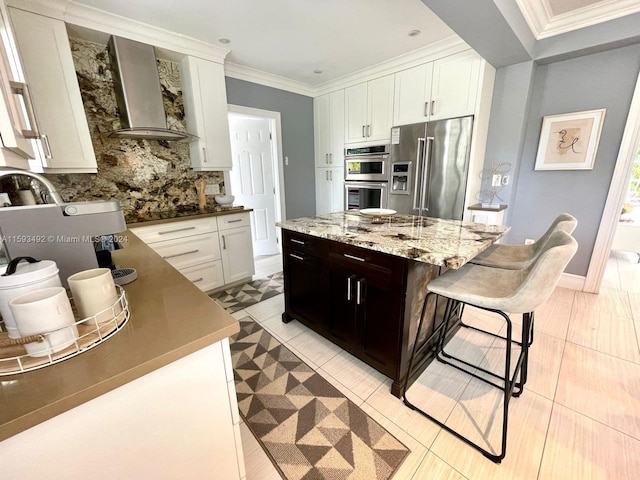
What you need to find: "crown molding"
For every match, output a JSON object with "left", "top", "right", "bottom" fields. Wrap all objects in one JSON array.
[
  {"left": 514, "top": 0, "right": 549, "bottom": 39},
  {"left": 224, "top": 63, "right": 316, "bottom": 97},
  {"left": 5, "top": 0, "right": 69, "bottom": 18}
]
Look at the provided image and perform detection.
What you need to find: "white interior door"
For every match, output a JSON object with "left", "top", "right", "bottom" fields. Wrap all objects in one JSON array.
[{"left": 228, "top": 114, "right": 279, "bottom": 256}]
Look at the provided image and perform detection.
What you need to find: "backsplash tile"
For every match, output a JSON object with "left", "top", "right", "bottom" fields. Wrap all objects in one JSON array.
[{"left": 43, "top": 38, "right": 225, "bottom": 223}]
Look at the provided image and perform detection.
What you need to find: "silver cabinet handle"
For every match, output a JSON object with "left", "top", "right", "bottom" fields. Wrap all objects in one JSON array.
[
  {"left": 290, "top": 253, "right": 304, "bottom": 261},
  {"left": 344, "top": 253, "right": 365, "bottom": 262},
  {"left": 330, "top": 170, "right": 333, "bottom": 181},
  {"left": 192, "top": 277, "right": 204, "bottom": 283},
  {"left": 356, "top": 279, "right": 363, "bottom": 305},
  {"left": 158, "top": 226, "right": 196, "bottom": 235},
  {"left": 202, "top": 146, "right": 207, "bottom": 163},
  {"left": 227, "top": 219, "right": 242, "bottom": 223},
  {"left": 222, "top": 235, "right": 226, "bottom": 249},
  {"left": 329, "top": 153, "right": 333, "bottom": 164},
  {"left": 347, "top": 276, "right": 353, "bottom": 301},
  {"left": 325, "top": 153, "right": 329, "bottom": 164},
  {"left": 431, "top": 100, "right": 436, "bottom": 116},
  {"left": 291, "top": 238, "right": 305, "bottom": 245},
  {"left": 424, "top": 101, "right": 429, "bottom": 117},
  {"left": 367, "top": 125, "right": 371, "bottom": 137},
  {"left": 362, "top": 125, "right": 365, "bottom": 138},
  {"left": 163, "top": 248, "right": 199, "bottom": 259},
  {"left": 326, "top": 170, "right": 329, "bottom": 181},
  {"left": 9, "top": 81, "right": 39, "bottom": 138},
  {"left": 41, "top": 134, "right": 53, "bottom": 160}
]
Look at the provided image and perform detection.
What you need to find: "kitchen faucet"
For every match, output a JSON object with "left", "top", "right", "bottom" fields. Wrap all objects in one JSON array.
[{"left": 0, "top": 168, "right": 64, "bottom": 204}]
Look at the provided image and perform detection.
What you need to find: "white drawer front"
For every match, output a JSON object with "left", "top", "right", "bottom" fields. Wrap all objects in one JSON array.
[
  {"left": 129, "top": 217, "right": 218, "bottom": 243},
  {"left": 179, "top": 261, "right": 225, "bottom": 292},
  {"left": 149, "top": 233, "right": 221, "bottom": 270},
  {"left": 218, "top": 212, "right": 250, "bottom": 231}
]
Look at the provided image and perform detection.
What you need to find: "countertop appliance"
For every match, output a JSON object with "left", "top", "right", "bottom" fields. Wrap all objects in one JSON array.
[{"left": 387, "top": 116, "right": 473, "bottom": 220}]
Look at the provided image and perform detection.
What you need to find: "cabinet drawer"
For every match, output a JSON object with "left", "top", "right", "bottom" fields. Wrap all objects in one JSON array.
[
  {"left": 218, "top": 212, "right": 250, "bottom": 231},
  {"left": 283, "top": 231, "right": 326, "bottom": 256},
  {"left": 130, "top": 217, "right": 218, "bottom": 243},
  {"left": 179, "top": 260, "right": 225, "bottom": 292},
  {"left": 329, "top": 241, "right": 404, "bottom": 274},
  {"left": 148, "top": 232, "right": 221, "bottom": 270}
]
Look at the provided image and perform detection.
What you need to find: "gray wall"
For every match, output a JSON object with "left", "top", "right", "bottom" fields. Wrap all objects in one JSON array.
[
  {"left": 224, "top": 77, "right": 315, "bottom": 219},
  {"left": 504, "top": 44, "right": 640, "bottom": 275}
]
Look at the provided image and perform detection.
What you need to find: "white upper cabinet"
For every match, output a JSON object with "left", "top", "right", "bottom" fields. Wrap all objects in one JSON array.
[
  {"left": 9, "top": 8, "right": 97, "bottom": 173},
  {"left": 345, "top": 74, "right": 394, "bottom": 144},
  {"left": 180, "top": 56, "right": 233, "bottom": 171},
  {"left": 314, "top": 90, "right": 344, "bottom": 167},
  {"left": 393, "top": 50, "right": 481, "bottom": 126}
]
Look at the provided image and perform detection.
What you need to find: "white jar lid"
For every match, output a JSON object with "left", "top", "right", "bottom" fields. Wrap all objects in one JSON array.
[{"left": 0, "top": 259, "right": 60, "bottom": 288}]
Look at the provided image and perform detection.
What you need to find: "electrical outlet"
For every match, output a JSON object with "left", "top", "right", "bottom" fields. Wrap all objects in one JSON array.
[
  {"left": 204, "top": 184, "right": 220, "bottom": 195},
  {"left": 501, "top": 175, "right": 510, "bottom": 185},
  {"left": 525, "top": 238, "right": 535, "bottom": 245}
]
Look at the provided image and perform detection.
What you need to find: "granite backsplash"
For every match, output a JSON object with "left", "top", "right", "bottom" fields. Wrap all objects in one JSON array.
[{"left": 41, "top": 38, "right": 225, "bottom": 223}]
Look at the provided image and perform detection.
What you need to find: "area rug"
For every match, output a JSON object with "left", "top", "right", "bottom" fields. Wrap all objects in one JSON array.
[
  {"left": 210, "top": 271, "right": 284, "bottom": 312},
  {"left": 230, "top": 316, "right": 410, "bottom": 480}
]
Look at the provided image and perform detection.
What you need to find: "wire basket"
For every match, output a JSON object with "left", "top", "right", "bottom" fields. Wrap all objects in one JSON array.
[{"left": 0, "top": 285, "right": 130, "bottom": 375}]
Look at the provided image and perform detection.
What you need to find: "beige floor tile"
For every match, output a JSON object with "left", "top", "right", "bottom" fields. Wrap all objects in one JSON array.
[
  {"left": 555, "top": 342, "right": 640, "bottom": 439},
  {"left": 601, "top": 256, "right": 622, "bottom": 290},
  {"left": 245, "top": 294, "right": 285, "bottom": 322},
  {"left": 285, "top": 329, "right": 342, "bottom": 368},
  {"left": 240, "top": 422, "right": 282, "bottom": 480},
  {"left": 360, "top": 403, "right": 431, "bottom": 480},
  {"left": 320, "top": 350, "right": 387, "bottom": 400},
  {"left": 232, "top": 309, "right": 249, "bottom": 320},
  {"left": 431, "top": 386, "right": 553, "bottom": 480},
  {"left": 530, "top": 299, "right": 573, "bottom": 340},
  {"left": 412, "top": 452, "right": 468, "bottom": 480},
  {"left": 628, "top": 290, "right": 640, "bottom": 323},
  {"left": 548, "top": 286, "right": 576, "bottom": 305},
  {"left": 575, "top": 288, "right": 632, "bottom": 319},
  {"left": 539, "top": 404, "right": 640, "bottom": 480},
  {"left": 567, "top": 306, "right": 640, "bottom": 363},
  {"left": 315, "top": 367, "right": 367, "bottom": 406},
  {"left": 260, "top": 313, "right": 306, "bottom": 343}
]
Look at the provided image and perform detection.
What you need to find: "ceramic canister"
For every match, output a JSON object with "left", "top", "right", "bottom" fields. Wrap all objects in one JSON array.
[{"left": 67, "top": 268, "right": 119, "bottom": 326}]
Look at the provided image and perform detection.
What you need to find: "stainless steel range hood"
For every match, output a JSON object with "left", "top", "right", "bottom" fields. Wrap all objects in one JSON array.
[{"left": 107, "top": 36, "right": 191, "bottom": 141}]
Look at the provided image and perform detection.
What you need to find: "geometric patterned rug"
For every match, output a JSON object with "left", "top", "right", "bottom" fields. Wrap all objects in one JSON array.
[
  {"left": 230, "top": 316, "right": 410, "bottom": 480},
  {"left": 210, "top": 271, "right": 284, "bottom": 312}
]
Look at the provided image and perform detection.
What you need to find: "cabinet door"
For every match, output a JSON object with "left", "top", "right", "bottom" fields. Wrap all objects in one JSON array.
[
  {"left": 314, "top": 94, "right": 330, "bottom": 167},
  {"left": 219, "top": 226, "right": 255, "bottom": 284},
  {"left": 326, "top": 259, "right": 358, "bottom": 352},
  {"left": 330, "top": 166, "right": 344, "bottom": 213},
  {"left": 430, "top": 50, "right": 481, "bottom": 121},
  {"left": 283, "top": 250, "right": 325, "bottom": 333},
  {"left": 9, "top": 8, "right": 97, "bottom": 173},
  {"left": 315, "top": 167, "right": 332, "bottom": 215},
  {"left": 181, "top": 57, "right": 233, "bottom": 171},
  {"left": 366, "top": 75, "right": 394, "bottom": 142},
  {"left": 328, "top": 90, "right": 344, "bottom": 165},
  {"left": 344, "top": 83, "right": 368, "bottom": 144},
  {"left": 393, "top": 63, "right": 433, "bottom": 126}
]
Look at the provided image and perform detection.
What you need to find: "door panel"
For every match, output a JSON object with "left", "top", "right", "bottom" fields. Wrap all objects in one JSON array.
[
  {"left": 326, "top": 261, "right": 357, "bottom": 352},
  {"left": 284, "top": 250, "right": 325, "bottom": 333}
]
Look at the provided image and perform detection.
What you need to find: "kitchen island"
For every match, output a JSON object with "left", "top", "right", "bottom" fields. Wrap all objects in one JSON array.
[
  {"left": 0, "top": 230, "right": 244, "bottom": 479},
  {"left": 278, "top": 211, "right": 509, "bottom": 397}
]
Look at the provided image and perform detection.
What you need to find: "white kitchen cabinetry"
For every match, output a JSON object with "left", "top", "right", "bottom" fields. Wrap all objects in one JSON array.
[
  {"left": 218, "top": 212, "right": 255, "bottom": 284},
  {"left": 180, "top": 56, "right": 233, "bottom": 171},
  {"left": 393, "top": 50, "right": 481, "bottom": 126},
  {"left": 8, "top": 8, "right": 97, "bottom": 173},
  {"left": 0, "top": 340, "right": 245, "bottom": 480},
  {"left": 314, "top": 90, "right": 344, "bottom": 167},
  {"left": 344, "top": 74, "right": 394, "bottom": 144},
  {"left": 315, "top": 166, "right": 344, "bottom": 214}
]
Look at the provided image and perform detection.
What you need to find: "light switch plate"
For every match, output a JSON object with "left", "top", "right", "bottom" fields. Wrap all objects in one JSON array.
[{"left": 205, "top": 184, "right": 220, "bottom": 195}]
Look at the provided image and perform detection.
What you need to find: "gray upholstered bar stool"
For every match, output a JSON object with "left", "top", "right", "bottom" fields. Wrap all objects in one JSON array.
[
  {"left": 402, "top": 230, "right": 577, "bottom": 463},
  {"left": 471, "top": 213, "right": 577, "bottom": 270}
]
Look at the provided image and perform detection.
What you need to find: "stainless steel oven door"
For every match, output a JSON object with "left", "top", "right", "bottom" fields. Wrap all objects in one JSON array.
[
  {"left": 344, "top": 182, "right": 388, "bottom": 210},
  {"left": 345, "top": 156, "right": 389, "bottom": 182}
]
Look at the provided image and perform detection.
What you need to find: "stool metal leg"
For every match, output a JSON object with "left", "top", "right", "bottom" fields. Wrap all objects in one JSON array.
[{"left": 402, "top": 294, "right": 531, "bottom": 463}]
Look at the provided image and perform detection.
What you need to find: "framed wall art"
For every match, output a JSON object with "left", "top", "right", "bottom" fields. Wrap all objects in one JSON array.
[{"left": 534, "top": 108, "right": 606, "bottom": 171}]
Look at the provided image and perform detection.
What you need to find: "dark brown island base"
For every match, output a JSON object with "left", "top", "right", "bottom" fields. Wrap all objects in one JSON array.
[{"left": 277, "top": 211, "right": 509, "bottom": 398}]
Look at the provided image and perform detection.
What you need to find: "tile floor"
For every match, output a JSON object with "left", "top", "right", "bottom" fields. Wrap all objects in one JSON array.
[{"left": 237, "top": 252, "right": 640, "bottom": 479}]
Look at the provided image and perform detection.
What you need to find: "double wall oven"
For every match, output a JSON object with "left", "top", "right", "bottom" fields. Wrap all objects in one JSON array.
[{"left": 344, "top": 145, "right": 389, "bottom": 210}]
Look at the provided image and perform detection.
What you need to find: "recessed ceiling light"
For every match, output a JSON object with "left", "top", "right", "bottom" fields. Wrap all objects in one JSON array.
[
  {"left": 408, "top": 30, "right": 421, "bottom": 37},
  {"left": 313, "top": 70, "right": 323, "bottom": 74},
  {"left": 218, "top": 38, "right": 231, "bottom": 44}
]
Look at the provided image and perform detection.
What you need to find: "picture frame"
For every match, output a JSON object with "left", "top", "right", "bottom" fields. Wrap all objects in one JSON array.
[{"left": 534, "top": 108, "right": 606, "bottom": 171}]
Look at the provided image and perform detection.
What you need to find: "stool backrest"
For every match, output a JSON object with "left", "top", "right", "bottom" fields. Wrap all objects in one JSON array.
[
  {"left": 506, "top": 230, "right": 578, "bottom": 313},
  {"left": 533, "top": 213, "right": 578, "bottom": 255}
]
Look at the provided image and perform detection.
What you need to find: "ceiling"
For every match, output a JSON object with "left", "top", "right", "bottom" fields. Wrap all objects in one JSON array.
[{"left": 72, "top": 0, "right": 640, "bottom": 86}]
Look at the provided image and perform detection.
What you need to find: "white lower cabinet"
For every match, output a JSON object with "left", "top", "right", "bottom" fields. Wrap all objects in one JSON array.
[
  {"left": 130, "top": 212, "right": 254, "bottom": 291},
  {"left": 315, "top": 166, "right": 344, "bottom": 214}
]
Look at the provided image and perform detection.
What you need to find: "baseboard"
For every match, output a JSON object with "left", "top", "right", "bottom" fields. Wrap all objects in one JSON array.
[{"left": 558, "top": 273, "right": 585, "bottom": 291}]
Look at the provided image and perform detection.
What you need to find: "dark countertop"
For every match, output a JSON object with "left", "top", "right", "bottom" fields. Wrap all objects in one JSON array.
[{"left": 126, "top": 206, "right": 252, "bottom": 226}]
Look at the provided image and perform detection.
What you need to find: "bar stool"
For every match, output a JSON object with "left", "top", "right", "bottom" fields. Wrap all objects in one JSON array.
[
  {"left": 402, "top": 230, "right": 577, "bottom": 463},
  {"left": 471, "top": 213, "right": 577, "bottom": 270}
]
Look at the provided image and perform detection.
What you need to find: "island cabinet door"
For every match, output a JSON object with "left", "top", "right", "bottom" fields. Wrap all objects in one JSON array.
[
  {"left": 326, "top": 261, "right": 359, "bottom": 352},
  {"left": 283, "top": 249, "right": 325, "bottom": 334}
]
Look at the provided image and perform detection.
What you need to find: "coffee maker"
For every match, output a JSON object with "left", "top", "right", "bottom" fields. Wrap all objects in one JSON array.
[{"left": 0, "top": 200, "right": 126, "bottom": 286}]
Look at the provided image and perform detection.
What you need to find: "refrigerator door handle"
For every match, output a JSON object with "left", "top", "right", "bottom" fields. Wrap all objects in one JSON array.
[
  {"left": 413, "top": 137, "right": 426, "bottom": 211},
  {"left": 421, "top": 137, "right": 434, "bottom": 212}
]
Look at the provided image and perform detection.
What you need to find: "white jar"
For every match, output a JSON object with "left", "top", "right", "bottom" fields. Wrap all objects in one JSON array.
[{"left": 0, "top": 257, "right": 62, "bottom": 338}]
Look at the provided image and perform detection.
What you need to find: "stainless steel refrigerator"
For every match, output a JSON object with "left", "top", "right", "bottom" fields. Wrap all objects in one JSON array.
[{"left": 387, "top": 116, "right": 473, "bottom": 220}]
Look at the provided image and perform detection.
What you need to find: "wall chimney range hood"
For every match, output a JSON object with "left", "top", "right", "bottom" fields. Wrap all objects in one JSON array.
[{"left": 106, "top": 36, "right": 191, "bottom": 141}]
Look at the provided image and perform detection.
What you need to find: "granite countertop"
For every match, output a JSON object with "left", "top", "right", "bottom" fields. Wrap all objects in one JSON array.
[
  {"left": 277, "top": 211, "right": 510, "bottom": 269},
  {"left": 126, "top": 206, "right": 251, "bottom": 226},
  {"left": 0, "top": 230, "right": 239, "bottom": 441}
]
